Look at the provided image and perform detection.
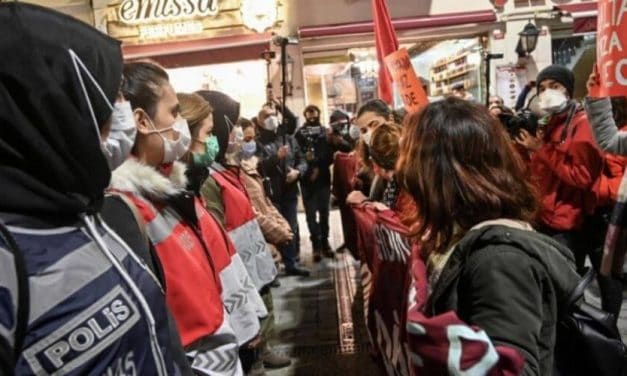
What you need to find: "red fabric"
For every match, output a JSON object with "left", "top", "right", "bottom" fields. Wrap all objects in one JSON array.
[
  {"left": 209, "top": 168, "right": 256, "bottom": 231},
  {"left": 407, "top": 249, "right": 525, "bottom": 376},
  {"left": 352, "top": 203, "right": 413, "bottom": 374},
  {"left": 530, "top": 109, "right": 604, "bottom": 231},
  {"left": 594, "top": 125, "right": 627, "bottom": 207},
  {"left": 123, "top": 193, "right": 226, "bottom": 347},
  {"left": 372, "top": 0, "right": 399, "bottom": 104},
  {"left": 333, "top": 152, "right": 360, "bottom": 257}
]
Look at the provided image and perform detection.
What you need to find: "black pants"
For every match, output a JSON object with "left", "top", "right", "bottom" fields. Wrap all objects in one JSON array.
[
  {"left": 275, "top": 196, "right": 300, "bottom": 269},
  {"left": 301, "top": 184, "right": 331, "bottom": 251}
]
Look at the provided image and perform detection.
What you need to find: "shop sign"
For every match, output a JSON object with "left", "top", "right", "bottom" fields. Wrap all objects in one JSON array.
[
  {"left": 384, "top": 48, "right": 428, "bottom": 114},
  {"left": 118, "top": 0, "right": 218, "bottom": 25},
  {"left": 597, "top": 0, "right": 627, "bottom": 96}
]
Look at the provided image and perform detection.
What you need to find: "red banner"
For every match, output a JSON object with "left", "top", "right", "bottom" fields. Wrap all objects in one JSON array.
[
  {"left": 351, "top": 203, "right": 525, "bottom": 375},
  {"left": 597, "top": 0, "right": 627, "bottom": 96},
  {"left": 384, "top": 48, "right": 429, "bottom": 114},
  {"left": 373, "top": 0, "right": 399, "bottom": 104}
]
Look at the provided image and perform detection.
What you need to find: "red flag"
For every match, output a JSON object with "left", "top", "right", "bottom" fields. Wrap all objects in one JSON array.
[{"left": 372, "top": 0, "right": 399, "bottom": 105}]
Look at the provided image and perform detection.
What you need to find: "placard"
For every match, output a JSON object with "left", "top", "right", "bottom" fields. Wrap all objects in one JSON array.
[
  {"left": 597, "top": 0, "right": 627, "bottom": 96},
  {"left": 384, "top": 48, "right": 429, "bottom": 113}
]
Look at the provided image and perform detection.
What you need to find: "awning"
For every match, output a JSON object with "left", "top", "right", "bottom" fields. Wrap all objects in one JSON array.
[
  {"left": 298, "top": 10, "right": 496, "bottom": 39},
  {"left": 122, "top": 32, "right": 272, "bottom": 68},
  {"left": 554, "top": 2, "right": 598, "bottom": 35}
]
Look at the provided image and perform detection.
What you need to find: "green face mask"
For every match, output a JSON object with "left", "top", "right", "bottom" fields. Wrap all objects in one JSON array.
[{"left": 193, "top": 135, "right": 220, "bottom": 167}]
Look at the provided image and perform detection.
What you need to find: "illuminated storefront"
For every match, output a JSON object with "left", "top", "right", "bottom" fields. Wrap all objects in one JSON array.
[{"left": 92, "top": 0, "right": 284, "bottom": 116}]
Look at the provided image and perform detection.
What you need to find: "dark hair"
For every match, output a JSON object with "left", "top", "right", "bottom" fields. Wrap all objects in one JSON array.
[
  {"left": 122, "top": 62, "right": 169, "bottom": 118},
  {"left": 304, "top": 104, "right": 321, "bottom": 116},
  {"left": 357, "top": 99, "right": 391, "bottom": 119},
  {"left": 397, "top": 97, "right": 538, "bottom": 255},
  {"left": 238, "top": 117, "right": 254, "bottom": 131}
]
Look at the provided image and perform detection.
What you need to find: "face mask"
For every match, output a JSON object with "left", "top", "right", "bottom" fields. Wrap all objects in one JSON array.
[
  {"left": 349, "top": 124, "right": 361, "bottom": 140},
  {"left": 193, "top": 135, "right": 219, "bottom": 167},
  {"left": 362, "top": 130, "right": 372, "bottom": 146},
  {"left": 103, "top": 101, "right": 137, "bottom": 170},
  {"left": 263, "top": 116, "right": 279, "bottom": 132},
  {"left": 241, "top": 140, "right": 257, "bottom": 159},
  {"left": 539, "top": 89, "right": 569, "bottom": 114},
  {"left": 147, "top": 116, "right": 192, "bottom": 164}
]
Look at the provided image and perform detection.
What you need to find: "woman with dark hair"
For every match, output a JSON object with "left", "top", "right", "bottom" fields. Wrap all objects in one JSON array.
[
  {"left": 398, "top": 97, "right": 579, "bottom": 375},
  {"left": 110, "top": 62, "right": 246, "bottom": 375}
]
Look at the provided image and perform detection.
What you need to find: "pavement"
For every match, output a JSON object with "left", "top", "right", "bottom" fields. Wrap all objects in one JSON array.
[{"left": 264, "top": 209, "right": 627, "bottom": 375}]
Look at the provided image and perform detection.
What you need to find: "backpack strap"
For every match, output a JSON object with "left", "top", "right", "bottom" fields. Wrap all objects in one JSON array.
[
  {"left": 566, "top": 267, "right": 595, "bottom": 307},
  {"left": 0, "top": 223, "right": 29, "bottom": 363}
]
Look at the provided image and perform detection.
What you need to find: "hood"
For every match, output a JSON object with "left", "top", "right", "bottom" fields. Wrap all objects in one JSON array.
[
  {"left": 456, "top": 224, "right": 580, "bottom": 306},
  {"left": 110, "top": 159, "right": 188, "bottom": 201},
  {"left": 196, "top": 90, "right": 240, "bottom": 163},
  {"left": 0, "top": 3, "right": 123, "bottom": 218}
]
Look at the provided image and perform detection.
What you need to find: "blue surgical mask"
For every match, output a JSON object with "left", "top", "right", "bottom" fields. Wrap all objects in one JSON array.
[
  {"left": 193, "top": 135, "right": 219, "bottom": 167},
  {"left": 241, "top": 140, "right": 257, "bottom": 159}
]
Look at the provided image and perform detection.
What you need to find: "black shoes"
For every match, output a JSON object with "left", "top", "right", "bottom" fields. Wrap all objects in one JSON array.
[{"left": 285, "top": 265, "right": 311, "bottom": 277}]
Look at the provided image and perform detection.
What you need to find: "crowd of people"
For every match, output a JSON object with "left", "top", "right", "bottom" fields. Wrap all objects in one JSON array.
[{"left": 1, "top": 2, "right": 626, "bottom": 376}]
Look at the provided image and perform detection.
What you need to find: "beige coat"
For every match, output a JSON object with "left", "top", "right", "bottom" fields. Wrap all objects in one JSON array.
[{"left": 240, "top": 156, "right": 293, "bottom": 246}]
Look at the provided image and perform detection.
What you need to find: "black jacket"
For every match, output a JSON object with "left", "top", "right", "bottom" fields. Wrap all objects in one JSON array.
[
  {"left": 428, "top": 224, "right": 580, "bottom": 376},
  {"left": 257, "top": 128, "right": 307, "bottom": 203},
  {"left": 294, "top": 123, "right": 334, "bottom": 189}
]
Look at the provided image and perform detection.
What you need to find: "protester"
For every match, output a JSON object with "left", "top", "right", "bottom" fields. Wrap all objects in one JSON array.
[
  {"left": 488, "top": 95, "right": 504, "bottom": 108},
  {"left": 0, "top": 4, "right": 184, "bottom": 374},
  {"left": 398, "top": 97, "right": 580, "bottom": 375},
  {"left": 352, "top": 99, "right": 394, "bottom": 200},
  {"left": 584, "top": 69, "right": 627, "bottom": 320},
  {"left": 346, "top": 123, "right": 416, "bottom": 225},
  {"left": 295, "top": 105, "right": 335, "bottom": 260},
  {"left": 257, "top": 105, "right": 310, "bottom": 276},
  {"left": 516, "top": 64, "right": 604, "bottom": 275},
  {"left": 111, "top": 62, "right": 245, "bottom": 375}
]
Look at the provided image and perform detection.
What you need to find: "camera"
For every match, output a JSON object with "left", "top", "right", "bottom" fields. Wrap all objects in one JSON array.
[
  {"left": 330, "top": 118, "right": 349, "bottom": 136},
  {"left": 498, "top": 109, "right": 538, "bottom": 139},
  {"left": 299, "top": 125, "right": 324, "bottom": 157}
]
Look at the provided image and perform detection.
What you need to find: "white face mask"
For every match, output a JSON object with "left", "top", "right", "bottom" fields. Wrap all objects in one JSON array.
[
  {"left": 103, "top": 101, "right": 137, "bottom": 170},
  {"left": 349, "top": 124, "right": 361, "bottom": 141},
  {"left": 263, "top": 116, "right": 279, "bottom": 132},
  {"left": 539, "top": 89, "right": 569, "bottom": 114},
  {"left": 362, "top": 130, "right": 372, "bottom": 146},
  {"left": 147, "top": 116, "right": 192, "bottom": 164}
]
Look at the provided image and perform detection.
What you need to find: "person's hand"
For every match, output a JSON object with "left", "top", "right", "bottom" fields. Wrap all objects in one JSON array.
[
  {"left": 587, "top": 64, "right": 601, "bottom": 98},
  {"left": 277, "top": 145, "right": 289, "bottom": 160},
  {"left": 346, "top": 190, "right": 367, "bottom": 205},
  {"left": 286, "top": 168, "right": 300, "bottom": 183},
  {"left": 309, "top": 167, "right": 320, "bottom": 182},
  {"left": 516, "top": 129, "right": 543, "bottom": 152}
]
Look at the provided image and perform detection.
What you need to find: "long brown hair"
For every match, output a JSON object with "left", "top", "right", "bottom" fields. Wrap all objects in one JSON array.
[
  {"left": 177, "top": 92, "right": 213, "bottom": 138},
  {"left": 397, "top": 97, "right": 538, "bottom": 255}
]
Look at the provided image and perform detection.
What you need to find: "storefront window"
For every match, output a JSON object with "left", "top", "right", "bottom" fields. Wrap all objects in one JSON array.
[{"left": 167, "top": 60, "right": 268, "bottom": 118}]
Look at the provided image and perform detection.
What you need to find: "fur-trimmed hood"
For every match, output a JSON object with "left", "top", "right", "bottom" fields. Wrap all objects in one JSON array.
[{"left": 110, "top": 158, "right": 189, "bottom": 200}]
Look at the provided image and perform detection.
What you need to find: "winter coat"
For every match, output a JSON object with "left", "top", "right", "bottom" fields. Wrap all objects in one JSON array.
[
  {"left": 257, "top": 129, "right": 307, "bottom": 204},
  {"left": 427, "top": 220, "right": 580, "bottom": 376},
  {"left": 584, "top": 97, "right": 627, "bottom": 206},
  {"left": 294, "top": 123, "right": 334, "bottom": 189},
  {"left": 110, "top": 159, "right": 254, "bottom": 375},
  {"left": 529, "top": 104, "right": 604, "bottom": 231},
  {"left": 240, "top": 156, "right": 293, "bottom": 246},
  {"left": 205, "top": 162, "right": 278, "bottom": 290}
]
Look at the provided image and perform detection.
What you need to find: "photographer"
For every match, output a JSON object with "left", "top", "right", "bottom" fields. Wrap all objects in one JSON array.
[
  {"left": 328, "top": 109, "right": 355, "bottom": 152},
  {"left": 295, "top": 105, "right": 335, "bottom": 261}
]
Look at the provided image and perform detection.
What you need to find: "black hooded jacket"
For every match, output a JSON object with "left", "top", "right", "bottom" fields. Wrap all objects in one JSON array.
[
  {"left": 0, "top": 3, "right": 122, "bottom": 219},
  {"left": 427, "top": 223, "right": 580, "bottom": 376}
]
